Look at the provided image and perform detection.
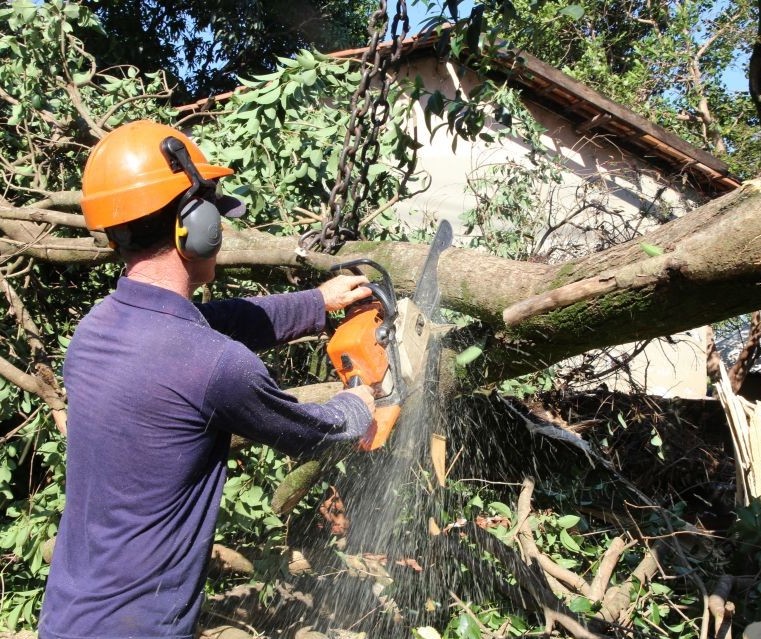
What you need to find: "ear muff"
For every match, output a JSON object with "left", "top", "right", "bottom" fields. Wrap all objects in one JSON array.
[{"left": 175, "top": 196, "right": 223, "bottom": 260}]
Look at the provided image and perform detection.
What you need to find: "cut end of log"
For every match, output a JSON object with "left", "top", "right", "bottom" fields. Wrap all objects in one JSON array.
[{"left": 740, "top": 178, "right": 761, "bottom": 195}]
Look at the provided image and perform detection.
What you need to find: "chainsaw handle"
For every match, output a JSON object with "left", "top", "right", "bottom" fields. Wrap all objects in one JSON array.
[
  {"left": 330, "top": 259, "right": 398, "bottom": 344},
  {"left": 364, "top": 282, "right": 397, "bottom": 345},
  {"left": 329, "top": 258, "right": 397, "bottom": 309}
]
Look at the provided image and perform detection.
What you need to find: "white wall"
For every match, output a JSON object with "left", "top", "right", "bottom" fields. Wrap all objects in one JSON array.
[{"left": 391, "top": 56, "right": 708, "bottom": 398}]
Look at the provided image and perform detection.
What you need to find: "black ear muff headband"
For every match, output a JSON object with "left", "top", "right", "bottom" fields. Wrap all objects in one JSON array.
[{"left": 160, "top": 136, "right": 222, "bottom": 261}]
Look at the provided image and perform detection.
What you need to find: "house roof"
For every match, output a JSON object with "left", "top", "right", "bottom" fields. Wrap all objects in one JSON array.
[
  {"left": 331, "top": 33, "right": 741, "bottom": 195},
  {"left": 177, "top": 32, "right": 741, "bottom": 195}
]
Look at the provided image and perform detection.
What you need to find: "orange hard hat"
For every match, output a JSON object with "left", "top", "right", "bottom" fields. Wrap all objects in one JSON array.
[{"left": 80, "top": 120, "right": 233, "bottom": 231}]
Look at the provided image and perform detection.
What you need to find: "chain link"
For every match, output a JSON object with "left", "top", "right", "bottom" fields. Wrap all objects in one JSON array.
[{"left": 299, "top": 0, "right": 409, "bottom": 254}]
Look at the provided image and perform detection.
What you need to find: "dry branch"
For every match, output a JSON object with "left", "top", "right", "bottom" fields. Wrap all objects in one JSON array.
[
  {"left": 715, "top": 362, "right": 761, "bottom": 505},
  {"left": 588, "top": 537, "right": 629, "bottom": 603},
  {"left": 598, "top": 541, "right": 665, "bottom": 623},
  {"left": 728, "top": 310, "right": 761, "bottom": 392},
  {"left": 0, "top": 270, "right": 67, "bottom": 433},
  {"left": 515, "top": 477, "right": 584, "bottom": 599},
  {"left": 0, "top": 202, "right": 88, "bottom": 228},
  {"left": 709, "top": 575, "right": 736, "bottom": 639}
]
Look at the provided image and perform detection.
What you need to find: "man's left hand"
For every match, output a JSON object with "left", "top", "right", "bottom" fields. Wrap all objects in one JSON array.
[{"left": 319, "top": 275, "right": 372, "bottom": 312}]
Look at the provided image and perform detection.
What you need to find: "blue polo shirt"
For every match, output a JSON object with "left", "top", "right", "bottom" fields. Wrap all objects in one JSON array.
[{"left": 39, "top": 277, "right": 371, "bottom": 639}]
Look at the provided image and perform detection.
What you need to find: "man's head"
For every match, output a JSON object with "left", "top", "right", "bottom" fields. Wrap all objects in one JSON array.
[{"left": 80, "top": 120, "right": 244, "bottom": 261}]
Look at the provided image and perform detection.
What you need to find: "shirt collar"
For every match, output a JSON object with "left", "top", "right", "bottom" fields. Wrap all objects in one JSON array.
[{"left": 112, "top": 276, "right": 208, "bottom": 325}]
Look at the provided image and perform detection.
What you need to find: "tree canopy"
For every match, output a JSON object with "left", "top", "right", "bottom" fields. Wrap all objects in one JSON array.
[
  {"left": 472, "top": 0, "right": 760, "bottom": 178},
  {"left": 78, "top": 0, "right": 377, "bottom": 101}
]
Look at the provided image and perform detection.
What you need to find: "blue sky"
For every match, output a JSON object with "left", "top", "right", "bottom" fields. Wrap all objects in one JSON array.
[{"left": 404, "top": 0, "right": 471, "bottom": 34}]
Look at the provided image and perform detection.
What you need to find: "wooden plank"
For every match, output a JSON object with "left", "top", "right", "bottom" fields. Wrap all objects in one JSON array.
[
  {"left": 496, "top": 49, "right": 733, "bottom": 177},
  {"left": 575, "top": 113, "right": 612, "bottom": 134}
]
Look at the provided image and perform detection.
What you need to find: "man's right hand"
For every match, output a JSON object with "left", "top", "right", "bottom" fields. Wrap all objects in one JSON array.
[{"left": 343, "top": 384, "right": 375, "bottom": 416}]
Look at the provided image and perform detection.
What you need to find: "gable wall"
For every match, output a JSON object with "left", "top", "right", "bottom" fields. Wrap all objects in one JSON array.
[{"left": 391, "top": 56, "right": 708, "bottom": 398}]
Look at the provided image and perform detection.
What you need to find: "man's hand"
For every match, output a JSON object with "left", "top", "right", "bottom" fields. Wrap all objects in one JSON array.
[
  {"left": 342, "top": 384, "right": 375, "bottom": 416},
  {"left": 319, "top": 274, "right": 372, "bottom": 312}
]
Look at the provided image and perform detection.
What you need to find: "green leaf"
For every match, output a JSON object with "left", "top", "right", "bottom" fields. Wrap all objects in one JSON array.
[
  {"left": 295, "top": 49, "right": 316, "bottom": 70},
  {"left": 650, "top": 582, "right": 672, "bottom": 595},
  {"left": 554, "top": 556, "right": 579, "bottom": 569},
  {"left": 7, "top": 601, "right": 22, "bottom": 631},
  {"left": 18, "top": 5, "right": 37, "bottom": 23},
  {"left": 298, "top": 69, "right": 318, "bottom": 86},
  {"left": 427, "top": 90, "right": 445, "bottom": 116},
  {"left": 263, "top": 515, "right": 283, "bottom": 529},
  {"left": 559, "top": 528, "right": 581, "bottom": 553},
  {"left": 456, "top": 612, "right": 482, "bottom": 639},
  {"left": 456, "top": 344, "right": 484, "bottom": 366},
  {"left": 640, "top": 242, "right": 664, "bottom": 256},
  {"left": 558, "top": 4, "right": 585, "bottom": 20},
  {"left": 488, "top": 501, "right": 512, "bottom": 517},
  {"left": 254, "top": 87, "right": 281, "bottom": 105},
  {"left": 63, "top": 4, "right": 80, "bottom": 19},
  {"left": 557, "top": 514, "right": 580, "bottom": 529},
  {"left": 467, "top": 494, "right": 484, "bottom": 511},
  {"left": 569, "top": 596, "right": 592, "bottom": 613}
]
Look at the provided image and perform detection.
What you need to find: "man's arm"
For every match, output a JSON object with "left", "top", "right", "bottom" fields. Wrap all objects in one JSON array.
[
  {"left": 204, "top": 340, "right": 374, "bottom": 457},
  {"left": 198, "top": 275, "right": 370, "bottom": 351}
]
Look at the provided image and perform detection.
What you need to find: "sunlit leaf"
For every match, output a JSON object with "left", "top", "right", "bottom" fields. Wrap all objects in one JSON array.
[
  {"left": 558, "top": 4, "right": 584, "bottom": 19},
  {"left": 560, "top": 528, "right": 581, "bottom": 552}
]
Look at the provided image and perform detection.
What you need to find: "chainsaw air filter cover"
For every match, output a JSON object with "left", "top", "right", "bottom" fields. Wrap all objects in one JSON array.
[{"left": 326, "top": 301, "right": 392, "bottom": 395}]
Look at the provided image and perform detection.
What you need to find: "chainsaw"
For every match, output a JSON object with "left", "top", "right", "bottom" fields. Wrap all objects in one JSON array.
[{"left": 326, "top": 220, "right": 453, "bottom": 451}]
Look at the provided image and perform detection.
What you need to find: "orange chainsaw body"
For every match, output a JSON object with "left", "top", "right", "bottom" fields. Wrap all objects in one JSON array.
[
  {"left": 327, "top": 302, "right": 388, "bottom": 388},
  {"left": 325, "top": 222, "right": 453, "bottom": 452},
  {"left": 326, "top": 300, "right": 401, "bottom": 451}
]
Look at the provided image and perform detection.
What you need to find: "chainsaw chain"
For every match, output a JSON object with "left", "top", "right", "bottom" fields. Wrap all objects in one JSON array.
[{"left": 299, "top": 0, "right": 409, "bottom": 255}]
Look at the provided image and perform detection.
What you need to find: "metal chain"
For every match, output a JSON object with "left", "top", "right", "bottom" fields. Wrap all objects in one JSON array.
[{"left": 299, "top": 0, "right": 409, "bottom": 255}]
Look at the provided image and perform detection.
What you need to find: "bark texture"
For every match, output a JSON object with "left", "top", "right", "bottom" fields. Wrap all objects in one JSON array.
[{"left": 3, "top": 180, "right": 761, "bottom": 378}]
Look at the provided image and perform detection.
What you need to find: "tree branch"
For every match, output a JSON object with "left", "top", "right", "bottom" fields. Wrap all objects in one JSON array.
[
  {"left": 0, "top": 202, "right": 88, "bottom": 228},
  {"left": 728, "top": 310, "right": 761, "bottom": 392},
  {"left": 515, "top": 477, "right": 586, "bottom": 599},
  {"left": 588, "top": 536, "right": 629, "bottom": 603},
  {"left": 598, "top": 541, "right": 665, "bottom": 623},
  {"left": 0, "top": 269, "right": 67, "bottom": 433},
  {"left": 0, "top": 354, "right": 67, "bottom": 434}
]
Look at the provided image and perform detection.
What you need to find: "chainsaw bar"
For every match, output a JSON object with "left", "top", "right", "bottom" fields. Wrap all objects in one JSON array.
[{"left": 411, "top": 220, "right": 453, "bottom": 319}]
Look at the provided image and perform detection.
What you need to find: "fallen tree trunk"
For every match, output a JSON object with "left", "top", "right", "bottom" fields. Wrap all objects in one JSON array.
[{"left": 3, "top": 180, "right": 761, "bottom": 380}]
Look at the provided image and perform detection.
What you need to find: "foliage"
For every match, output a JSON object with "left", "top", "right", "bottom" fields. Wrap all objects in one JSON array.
[
  {"left": 470, "top": 0, "right": 761, "bottom": 178},
  {"left": 0, "top": 0, "right": 176, "bottom": 205},
  {"left": 195, "top": 48, "right": 418, "bottom": 237},
  {"left": 0, "top": 414, "right": 66, "bottom": 631},
  {"left": 78, "top": 0, "right": 378, "bottom": 101},
  {"left": 410, "top": 472, "right": 707, "bottom": 638}
]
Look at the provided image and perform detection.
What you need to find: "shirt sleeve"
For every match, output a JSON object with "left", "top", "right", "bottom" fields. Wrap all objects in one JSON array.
[
  {"left": 197, "top": 289, "right": 326, "bottom": 351},
  {"left": 204, "top": 340, "right": 372, "bottom": 457}
]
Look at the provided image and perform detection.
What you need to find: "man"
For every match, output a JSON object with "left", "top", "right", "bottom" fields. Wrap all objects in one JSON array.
[{"left": 39, "top": 120, "right": 375, "bottom": 639}]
